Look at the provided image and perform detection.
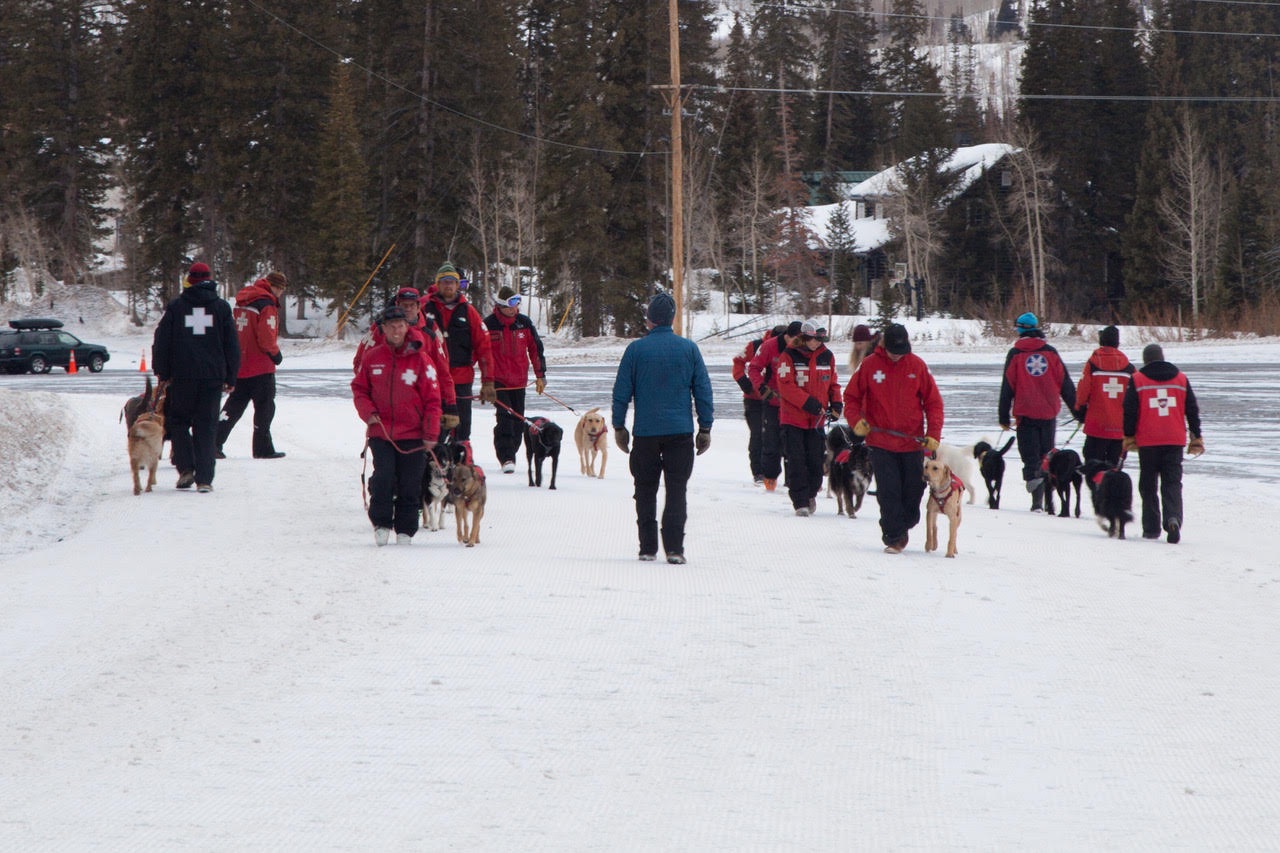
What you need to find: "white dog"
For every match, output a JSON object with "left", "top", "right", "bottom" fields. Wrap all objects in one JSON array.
[{"left": 932, "top": 441, "right": 978, "bottom": 504}]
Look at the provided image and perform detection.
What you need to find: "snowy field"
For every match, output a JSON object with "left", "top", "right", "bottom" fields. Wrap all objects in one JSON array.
[{"left": 2, "top": 293, "right": 1279, "bottom": 849}]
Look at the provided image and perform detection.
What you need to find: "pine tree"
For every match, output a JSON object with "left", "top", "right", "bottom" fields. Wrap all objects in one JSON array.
[
  {"left": 879, "top": 0, "right": 950, "bottom": 163},
  {"left": 809, "top": 0, "right": 881, "bottom": 188}
]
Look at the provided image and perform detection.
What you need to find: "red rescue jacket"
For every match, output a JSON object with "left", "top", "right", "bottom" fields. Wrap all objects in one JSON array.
[
  {"left": 483, "top": 311, "right": 546, "bottom": 388},
  {"left": 776, "top": 344, "right": 841, "bottom": 429},
  {"left": 732, "top": 336, "right": 766, "bottom": 400},
  {"left": 353, "top": 314, "right": 457, "bottom": 409},
  {"left": 843, "top": 346, "right": 944, "bottom": 453},
  {"left": 1075, "top": 347, "right": 1134, "bottom": 440},
  {"left": 351, "top": 339, "right": 444, "bottom": 443},
  {"left": 747, "top": 335, "right": 786, "bottom": 407},
  {"left": 1128, "top": 370, "right": 1190, "bottom": 447},
  {"left": 998, "top": 335, "right": 1075, "bottom": 422},
  {"left": 233, "top": 279, "right": 282, "bottom": 379},
  {"left": 422, "top": 292, "right": 493, "bottom": 387}
]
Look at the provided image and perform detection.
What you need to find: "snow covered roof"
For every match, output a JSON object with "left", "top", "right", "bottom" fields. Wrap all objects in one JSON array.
[{"left": 847, "top": 143, "right": 1018, "bottom": 203}]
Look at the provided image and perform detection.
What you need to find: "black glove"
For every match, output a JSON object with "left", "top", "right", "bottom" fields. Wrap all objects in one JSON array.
[
  {"left": 758, "top": 385, "right": 777, "bottom": 402},
  {"left": 802, "top": 396, "right": 823, "bottom": 417},
  {"left": 269, "top": 350, "right": 283, "bottom": 366},
  {"left": 695, "top": 428, "right": 711, "bottom": 456},
  {"left": 829, "top": 401, "right": 843, "bottom": 417},
  {"left": 736, "top": 375, "right": 754, "bottom": 395},
  {"left": 614, "top": 425, "right": 630, "bottom": 454}
]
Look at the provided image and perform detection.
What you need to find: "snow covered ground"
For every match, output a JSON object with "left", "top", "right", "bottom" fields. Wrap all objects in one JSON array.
[{"left": 2, "top": 291, "right": 1278, "bottom": 848}]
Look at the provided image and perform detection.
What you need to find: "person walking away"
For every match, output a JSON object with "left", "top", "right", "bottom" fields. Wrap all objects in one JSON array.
[
  {"left": 776, "top": 321, "right": 842, "bottom": 516},
  {"left": 612, "top": 292, "right": 714, "bottom": 564},
  {"left": 843, "top": 323, "right": 943, "bottom": 553},
  {"left": 1074, "top": 324, "right": 1134, "bottom": 467},
  {"left": 997, "top": 312, "right": 1076, "bottom": 512},
  {"left": 483, "top": 286, "right": 547, "bottom": 472},
  {"left": 216, "top": 271, "right": 287, "bottom": 459},
  {"left": 422, "top": 263, "right": 494, "bottom": 447},
  {"left": 747, "top": 320, "right": 803, "bottom": 491},
  {"left": 1122, "top": 343, "right": 1204, "bottom": 544},
  {"left": 733, "top": 326, "right": 780, "bottom": 485},
  {"left": 354, "top": 286, "right": 459, "bottom": 434},
  {"left": 152, "top": 261, "right": 240, "bottom": 493},
  {"left": 352, "top": 306, "right": 444, "bottom": 546}
]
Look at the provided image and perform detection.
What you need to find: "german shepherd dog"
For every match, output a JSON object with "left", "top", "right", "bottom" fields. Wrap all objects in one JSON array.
[
  {"left": 1042, "top": 447, "right": 1084, "bottom": 518},
  {"left": 574, "top": 407, "right": 608, "bottom": 478},
  {"left": 1081, "top": 458, "right": 1134, "bottom": 539},
  {"left": 825, "top": 424, "right": 872, "bottom": 518},
  {"left": 449, "top": 462, "right": 487, "bottom": 547},
  {"left": 525, "top": 417, "right": 563, "bottom": 489},
  {"left": 973, "top": 435, "right": 1016, "bottom": 509}
]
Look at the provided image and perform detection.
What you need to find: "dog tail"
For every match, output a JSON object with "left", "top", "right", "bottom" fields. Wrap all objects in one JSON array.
[{"left": 997, "top": 436, "right": 1015, "bottom": 456}]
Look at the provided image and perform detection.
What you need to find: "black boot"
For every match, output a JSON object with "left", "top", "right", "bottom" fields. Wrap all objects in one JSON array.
[{"left": 1028, "top": 478, "right": 1045, "bottom": 512}]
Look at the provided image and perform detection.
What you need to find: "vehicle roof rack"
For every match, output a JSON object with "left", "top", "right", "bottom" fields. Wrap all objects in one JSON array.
[{"left": 7, "top": 318, "right": 65, "bottom": 330}]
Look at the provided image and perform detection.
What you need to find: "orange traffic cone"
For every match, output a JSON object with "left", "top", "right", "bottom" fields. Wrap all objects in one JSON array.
[
  {"left": 68, "top": 349, "right": 78, "bottom": 374},
  {"left": 139, "top": 350, "right": 147, "bottom": 372}
]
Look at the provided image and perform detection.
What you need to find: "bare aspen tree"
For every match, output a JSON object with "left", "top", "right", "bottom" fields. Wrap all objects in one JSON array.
[
  {"left": 1003, "top": 122, "right": 1057, "bottom": 318},
  {"left": 881, "top": 159, "right": 945, "bottom": 307},
  {"left": 1157, "top": 108, "right": 1222, "bottom": 334},
  {"left": 464, "top": 140, "right": 494, "bottom": 288}
]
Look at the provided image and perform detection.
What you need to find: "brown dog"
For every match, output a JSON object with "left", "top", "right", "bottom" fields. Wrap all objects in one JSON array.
[
  {"left": 128, "top": 411, "right": 166, "bottom": 495},
  {"left": 574, "top": 407, "right": 608, "bottom": 478},
  {"left": 923, "top": 457, "right": 963, "bottom": 558},
  {"left": 449, "top": 462, "right": 487, "bottom": 547}
]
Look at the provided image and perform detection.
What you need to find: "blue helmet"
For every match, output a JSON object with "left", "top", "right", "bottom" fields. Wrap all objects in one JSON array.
[{"left": 1015, "top": 312, "right": 1039, "bottom": 333}]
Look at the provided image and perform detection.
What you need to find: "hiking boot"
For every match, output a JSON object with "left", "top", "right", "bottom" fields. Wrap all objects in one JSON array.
[
  {"left": 666, "top": 553, "right": 686, "bottom": 565},
  {"left": 808, "top": 498, "right": 817, "bottom": 512},
  {"left": 176, "top": 471, "right": 195, "bottom": 489},
  {"left": 794, "top": 507, "right": 811, "bottom": 517},
  {"left": 884, "top": 534, "right": 909, "bottom": 554},
  {"left": 196, "top": 483, "right": 213, "bottom": 493},
  {"left": 1029, "top": 482, "right": 1045, "bottom": 513},
  {"left": 1166, "top": 520, "right": 1181, "bottom": 544},
  {"left": 638, "top": 552, "right": 657, "bottom": 562},
  {"left": 255, "top": 451, "right": 286, "bottom": 459},
  {"left": 763, "top": 478, "right": 777, "bottom": 492},
  {"left": 397, "top": 533, "right": 412, "bottom": 545},
  {"left": 753, "top": 475, "right": 764, "bottom": 486},
  {"left": 501, "top": 461, "right": 516, "bottom": 474},
  {"left": 374, "top": 527, "right": 391, "bottom": 547},
  {"left": 215, "top": 448, "right": 226, "bottom": 459},
  {"left": 1142, "top": 531, "right": 1161, "bottom": 540}
]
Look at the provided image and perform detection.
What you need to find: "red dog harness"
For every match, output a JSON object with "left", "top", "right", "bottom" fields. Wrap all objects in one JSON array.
[{"left": 930, "top": 473, "right": 965, "bottom": 510}]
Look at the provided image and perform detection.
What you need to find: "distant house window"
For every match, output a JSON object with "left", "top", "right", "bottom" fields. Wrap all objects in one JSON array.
[
  {"left": 866, "top": 202, "right": 876, "bottom": 219},
  {"left": 1001, "top": 170, "right": 1012, "bottom": 188}
]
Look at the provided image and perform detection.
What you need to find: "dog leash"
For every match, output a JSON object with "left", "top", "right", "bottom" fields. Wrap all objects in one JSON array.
[{"left": 870, "top": 426, "right": 928, "bottom": 446}]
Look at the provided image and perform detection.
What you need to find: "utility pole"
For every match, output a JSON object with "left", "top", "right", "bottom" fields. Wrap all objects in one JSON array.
[{"left": 667, "top": 0, "right": 684, "bottom": 336}]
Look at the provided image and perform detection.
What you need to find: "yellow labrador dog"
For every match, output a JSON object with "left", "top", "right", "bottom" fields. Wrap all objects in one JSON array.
[
  {"left": 923, "top": 457, "right": 964, "bottom": 558},
  {"left": 574, "top": 407, "right": 608, "bottom": 478},
  {"left": 128, "top": 411, "right": 166, "bottom": 495},
  {"left": 449, "top": 462, "right": 487, "bottom": 547}
]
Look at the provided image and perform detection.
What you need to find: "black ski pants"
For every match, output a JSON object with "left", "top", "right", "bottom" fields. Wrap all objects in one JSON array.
[
  {"left": 744, "top": 397, "right": 764, "bottom": 479},
  {"left": 870, "top": 446, "right": 926, "bottom": 546},
  {"left": 1016, "top": 417, "right": 1057, "bottom": 484},
  {"left": 1082, "top": 435, "right": 1124, "bottom": 468},
  {"left": 216, "top": 373, "right": 279, "bottom": 457},
  {"left": 1137, "top": 444, "right": 1184, "bottom": 536},
  {"left": 759, "top": 403, "right": 783, "bottom": 480},
  {"left": 493, "top": 387, "right": 527, "bottom": 465},
  {"left": 629, "top": 433, "right": 695, "bottom": 557},
  {"left": 782, "top": 424, "right": 825, "bottom": 510},
  {"left": 167, "top": 378, "right": 223, "bottom": 486},
  {"left": 367, "top": 438, "right": 428, "bottom": 536}
]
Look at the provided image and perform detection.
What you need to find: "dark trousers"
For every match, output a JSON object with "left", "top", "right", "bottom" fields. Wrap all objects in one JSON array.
[
  {"left": 744, "top": 398, "right": 764, "bottom": 478},
  {"left": 367, "top": 438, "right": 428, "bottom": 536},
  {"left": 1137, "top": 445, "right": 1184, "bottom": 535},
  {"left": 870, "top": 446, "right": 926, "bottom": 545},
  {"left": 167, "top": 379, "right": 223, "bottom": 485},
  {"left": 454, "top": 382, "right": 473, "bottom": 442},
  {"left": 1016, "top": 417, "right": 1057, "bottom": 483},
  {"left": 494, "top": 387, "right": 527, "bottom": 464},
  {"left": 216, "top": 373, "right": 278, "bottom": 456},
  {"left": 760, "top": 403, "right": 782, "bottom": 479},
  {"left": 1082, "top": 435, "right": 1124, "bottom": 467},
  {"left": 630, "top": 433, "right": 695, "bottom": 557},
  {"left": 782, "top": 425, "right": 825, "bottom": 509}
]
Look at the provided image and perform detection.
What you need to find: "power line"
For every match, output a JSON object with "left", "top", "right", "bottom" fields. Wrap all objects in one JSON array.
[
  {"left": 240, "top": 0, "right": 660, "bottom": 158},
  {"left": 691, "top": 83, "right": 1280, "bottom": 103}
]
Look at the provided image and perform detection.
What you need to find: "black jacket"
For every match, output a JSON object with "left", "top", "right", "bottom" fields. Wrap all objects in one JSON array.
[{"left": 153, "top": 281, "right": 240, "bottom": 382}]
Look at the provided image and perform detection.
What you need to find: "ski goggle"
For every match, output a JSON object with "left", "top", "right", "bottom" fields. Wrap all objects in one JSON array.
[{"left": 494, "top": 294, "right": 522, "bottom": 308}]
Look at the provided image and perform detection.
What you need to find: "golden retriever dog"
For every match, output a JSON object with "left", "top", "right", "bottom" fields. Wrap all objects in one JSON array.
[
  {"left": 449, "top": 462, "right": 487, "bottom": 547},
  {"left": 923, "top": 457, "right": 964, "bottom": 558},
  {"left": 574, "top": 407, "right": 608, "bottom": 478},
  {"left": 128, "top": 411, "right": 166, "bottom": 495}
]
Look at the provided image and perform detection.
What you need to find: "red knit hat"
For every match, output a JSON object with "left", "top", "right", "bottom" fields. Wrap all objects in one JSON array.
[{"left": 186, "top": 262, "right": 212, "bottom": 283}]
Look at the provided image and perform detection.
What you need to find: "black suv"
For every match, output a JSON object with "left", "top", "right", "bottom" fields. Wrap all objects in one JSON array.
[{"left": 0, "top": 318, "right": 111, "bottom": 374}]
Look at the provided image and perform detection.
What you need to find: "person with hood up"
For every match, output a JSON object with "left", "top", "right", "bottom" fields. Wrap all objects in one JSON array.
[
  {"left": 842, "top": 323, "right": 943, "bottom": 553},
  {"left": 1122, "top": 343, "right": 1204, "bottom": 544},
  {"left": 352, "top": 306, "right": 444, "bottom": 546},
  {"left": 483, "top": 286, "right": 547, "bottom": 472},
  {"left": 611, "top": 292, "right": 714, "bottom": 565},
  {"left": 776, "top": 320, "right": 842, "bottom": 516},
  {"left": 152, "top": 261, "right": 240, "bottom": 492},
  {"left": 997, "top": 312, "right": 1076, "bottom": 512},
  {"left": 216, "top": 271, "right": 287, "bottom": 460},
  {"left": 1073, "top": 324, "right": 1134, "bottom": 467},
  {"left": 421, "top": 262, "right": 494, "bottom": 445}
]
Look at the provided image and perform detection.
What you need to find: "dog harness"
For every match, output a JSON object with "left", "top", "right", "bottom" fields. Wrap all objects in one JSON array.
[{"left": 930, "top": 473, "right": 965, "bottom": 510}]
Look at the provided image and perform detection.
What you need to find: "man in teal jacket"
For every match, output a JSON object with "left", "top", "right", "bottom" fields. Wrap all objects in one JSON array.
[{"left": 612, "top": 292, "right": 714, "bottom": 564}]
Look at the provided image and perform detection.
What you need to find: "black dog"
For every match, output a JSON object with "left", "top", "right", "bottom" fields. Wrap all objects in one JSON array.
[
  {"left": 825, "top": 424, "right": 873, "bottom": 518},
  {"left": 1041, "top": 447, "right": 1083, "bottom": 518},
  {"left": 1081, "top": 458, "right": 1133, "bottom": 539},
  {"left": 973, "top": 435, "right": 1015, "bottom": 509},
  {"left": 525, "top": 417, "right": 562, "bottom": 489}
]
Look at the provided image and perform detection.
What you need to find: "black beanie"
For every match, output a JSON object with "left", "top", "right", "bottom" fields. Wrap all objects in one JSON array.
[
  {"left": 1142, "top": 343, "right": 1164, "bottom": 364},
  {"left": 1099, "top": 325, "right": 1119, "bottom": 348}
]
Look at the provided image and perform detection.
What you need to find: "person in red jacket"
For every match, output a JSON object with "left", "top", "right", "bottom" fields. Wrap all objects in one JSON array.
[
  {"left": 843, "top": 323, "right": 944, "bottom": 553},
  {"left": 733, "top": 326, "right": 780, "bottom": 485},
  {"left": 216, "top": 271, "right": 287, "bottom": 460},
  {"left": 1122, "top": 343, "right": 1204, "bottom": 544},
  {"left": 353, "top": 287, "right": 459, "bottom": 433},
  {"left": 776, "top": 321, "right": 842, "bottom": 516},
  {"left": 352, "top": 306, "right": 444, "bottom": 547},
  {"left": 997, "top": 312, "right": 1076, "bottom": 512},
  {"left": 747, "top": 320, "right": 802, "bottom": 491},
  {"left": 421, "top": 262, "right": 494, "bottom": 445},
  {"left": 483, "top": 286, "right": 546, "bottom": 473},
  {"left": 1074, "top": 324, "right": 1134, "bottom": 467}
]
